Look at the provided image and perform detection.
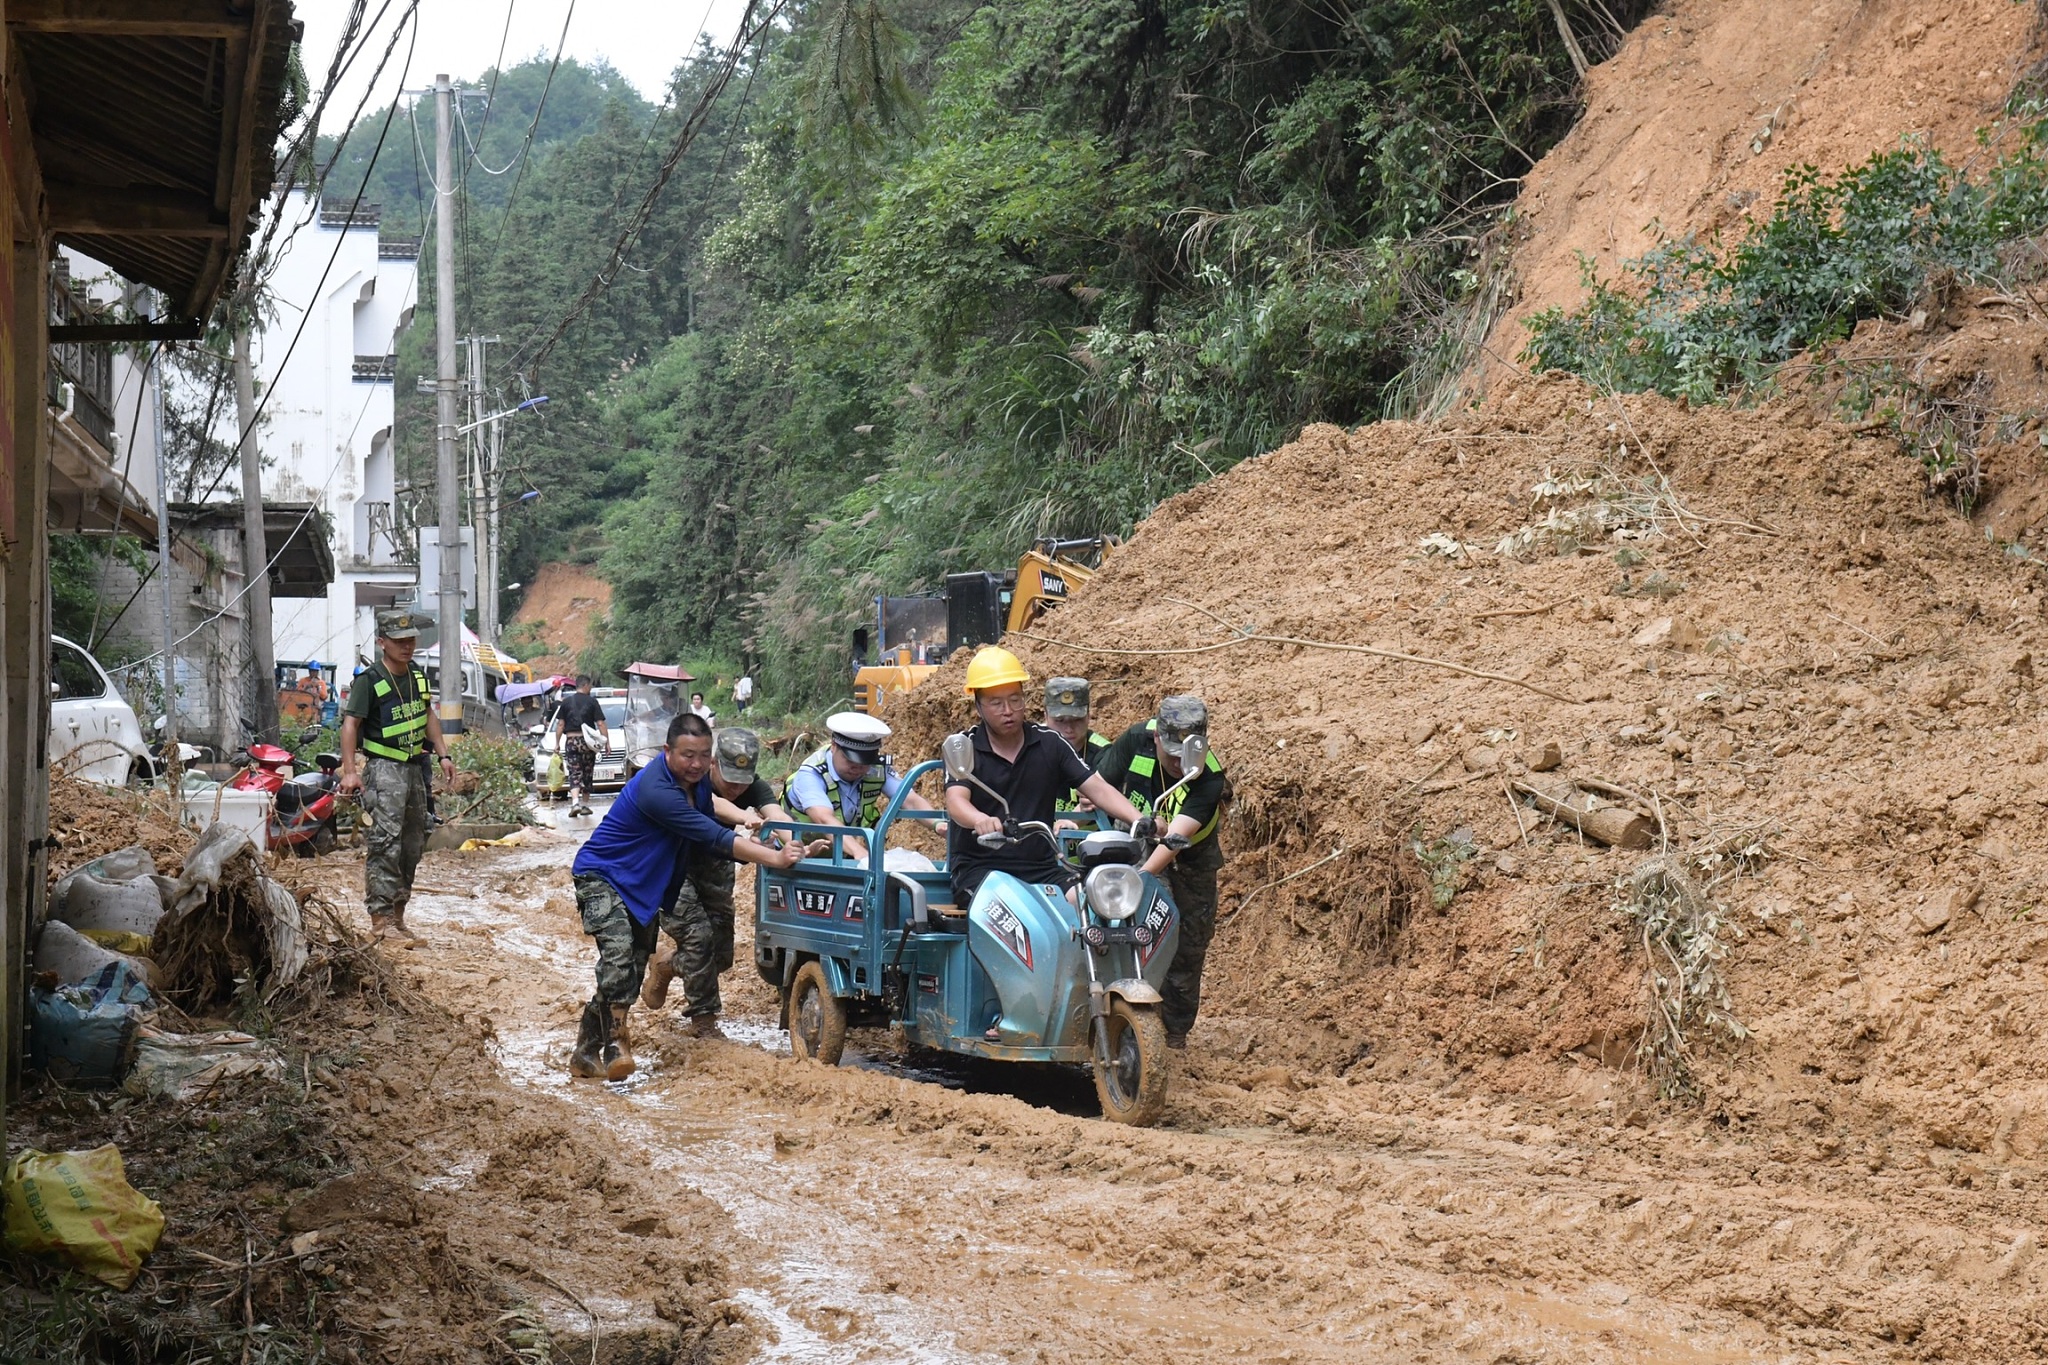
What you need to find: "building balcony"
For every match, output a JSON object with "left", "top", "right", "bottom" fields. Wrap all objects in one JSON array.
[
  {"left": 352, "top": 353, "right": 397, "bottom": 383},
  {"left": 47, "top": 270, "right": 115, "bottom": 453}
]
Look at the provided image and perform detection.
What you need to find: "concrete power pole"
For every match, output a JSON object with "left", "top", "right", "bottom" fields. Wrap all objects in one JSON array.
[
  {"left": 433, "top": 75, "right": 464, "bottom": 735},
  {"left": 234, "top": 323, "right": 279, "bottom": 744}
]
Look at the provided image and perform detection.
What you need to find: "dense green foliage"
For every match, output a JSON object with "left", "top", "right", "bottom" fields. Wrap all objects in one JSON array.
[
  {"left": 340, "top": 2, "right": 1646, "bottom": 706},
  {"left": 1524, "top": 128, "right": 2048, "bottom": 403}
]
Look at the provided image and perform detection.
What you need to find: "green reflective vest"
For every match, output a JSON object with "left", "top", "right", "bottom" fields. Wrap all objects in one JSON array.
[
  {"left": 1055, "top": 732, "right": 1110, "bottom": 815},
  {"left": 1126, "top": 719, "right": 1225, "bottom": 843},
  {"left": 784, "top": 745, "right": 887, "bottom": 827},
  {"left": 361, "top": 664, "right": 432, "bottom": 763}
]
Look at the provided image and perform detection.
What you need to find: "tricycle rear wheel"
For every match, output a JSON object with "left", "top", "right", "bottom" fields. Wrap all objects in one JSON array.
[
  {"left": 1093, "top": 1000, "right": 1169, "bottom": 1126},
  {"left": 787, "top": 960, "right": 847, "bottom": 1066}
]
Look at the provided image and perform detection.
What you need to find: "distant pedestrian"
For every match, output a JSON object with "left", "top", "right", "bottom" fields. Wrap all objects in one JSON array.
[
  {"left": 551, "top": 676, "right": 609, "bottom": 817},
  {"left": 338, "top": 609, "right": 455, "bottom": 945},
  {"left": 733, "top": 674, "right": 754, "bottom": 714},
  {"left": 690, "top": 691, "right": 715, "bottom": 724}
]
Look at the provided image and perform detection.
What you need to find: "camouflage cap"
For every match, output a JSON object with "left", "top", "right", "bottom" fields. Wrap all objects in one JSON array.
[
  {"left": 1045, "top": 676, "right": 1091, "bottom": 719},
  {"left": 375, "top": 607, "right": 427, "bottom": 640},
  {"left": 714, "top": 728, "right": 762, "bottom": 786},
  {"left": 1156, "top": 694, "right": 1209, "bottom": 739}
]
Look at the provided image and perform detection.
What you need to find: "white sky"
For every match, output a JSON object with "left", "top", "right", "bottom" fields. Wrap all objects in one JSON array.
[{"left": 294, "top": 0, "right": 757, "bottom": 128}]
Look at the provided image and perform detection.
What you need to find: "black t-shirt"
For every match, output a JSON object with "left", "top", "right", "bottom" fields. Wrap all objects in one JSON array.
[
  {"left": 1094, "top": 720, "right": 1229, "bottom": 839},
  {"left": 946, "top": 722, "right": 1093, "bottom": 889},
  {"left": 727, "top": 776, "right": 778, "bottom": 811},
  {"left": 554, "top": 691, "right": 604, "bottom": 735}
]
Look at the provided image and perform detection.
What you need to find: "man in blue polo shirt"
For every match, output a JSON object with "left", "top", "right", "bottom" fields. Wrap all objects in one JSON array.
[{"left": 569, "top": 713, "right": 802, "bottom": 1080}]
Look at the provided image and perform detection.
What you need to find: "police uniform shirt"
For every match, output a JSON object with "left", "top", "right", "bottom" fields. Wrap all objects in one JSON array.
[
  {"left": 786, "top": 749, "right": 907, "bottom": 824},
  {"left": 1095, "top": 720, "right": 1228, "bottom": 838},
  {"left": 945, "top": 722, "right": 1094, "bottom": 888}
]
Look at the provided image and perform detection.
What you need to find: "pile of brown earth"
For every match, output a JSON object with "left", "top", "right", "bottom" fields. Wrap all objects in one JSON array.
[{"left": 896, "top": 372, "right": 2048, "bottom": 1171}]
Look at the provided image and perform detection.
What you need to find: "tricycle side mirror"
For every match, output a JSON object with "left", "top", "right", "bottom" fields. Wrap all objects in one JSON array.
[
  {"left": 1177, "top": 733, "right": 1208, "bottom": 771},
  {"left": 941, "top": 732, "right": 975, "bottom": 781}
]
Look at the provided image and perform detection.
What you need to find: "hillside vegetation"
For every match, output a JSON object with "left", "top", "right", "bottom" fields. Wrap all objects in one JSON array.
[{"left": 334, "top": 2, "right": 1651, "bottom": 699}]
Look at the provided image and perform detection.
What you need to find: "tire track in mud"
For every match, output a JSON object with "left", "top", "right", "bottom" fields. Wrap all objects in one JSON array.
[{"left": 382, "top": 837, "right": 2043, "bottom": 1363}]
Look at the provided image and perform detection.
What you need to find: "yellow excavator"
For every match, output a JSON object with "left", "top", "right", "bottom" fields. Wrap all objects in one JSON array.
[{"left": 852, "top": 536, "right": 1115, "bottom": 717}]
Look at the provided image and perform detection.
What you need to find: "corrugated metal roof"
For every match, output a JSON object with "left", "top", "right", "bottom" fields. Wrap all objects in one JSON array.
[{"left": 14, "top": 0, "right": 297, "bottom": 318}]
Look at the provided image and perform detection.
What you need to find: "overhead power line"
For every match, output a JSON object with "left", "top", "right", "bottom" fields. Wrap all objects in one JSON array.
[
  {"left": 520, "top": 0, "right": 786, "bottom": 377},
  {"left": 490, "top": 0, "right": 580, "bottom": 254}
]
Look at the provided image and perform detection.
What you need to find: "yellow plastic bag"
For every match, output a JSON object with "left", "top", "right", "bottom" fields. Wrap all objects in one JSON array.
[
  {"left": 545, "top": 751, "right": 566, "bottom": 789},
  {"left": 2, "top": 1146, "right": 164, "bottom": 1288}
]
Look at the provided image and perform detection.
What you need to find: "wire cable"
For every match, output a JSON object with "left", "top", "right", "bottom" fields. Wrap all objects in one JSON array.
[
  {"left": 126, "top": 5, "right": 422, "bottom": 671},
  {"left": 519, "top": 0, "right": 783, "bottom": 376},
  {"left": 489, "top": 0, "right": 579, "bottom": 254}
]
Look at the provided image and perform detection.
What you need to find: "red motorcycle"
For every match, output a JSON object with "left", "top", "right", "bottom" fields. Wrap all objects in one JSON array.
[{"left": 228, "top": 743, "right": 343, "bottom": 856}]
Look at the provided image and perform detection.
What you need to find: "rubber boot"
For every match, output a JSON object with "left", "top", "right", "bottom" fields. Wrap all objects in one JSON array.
[
  {"left": 370, "top": 915, "right": 420, "bottom": 949},
  {"left": 605, "top": 1004, "right": 636, "bottom": 1081},
  {"left": 641, "top": 943, "right": 677, "bottom": 1010},
  {"left": 685, "top": 1013, "right": 725, "bottom": 1040},
  {"left": 568, "top": 1001, "right": 607, "bottom": 1078}
]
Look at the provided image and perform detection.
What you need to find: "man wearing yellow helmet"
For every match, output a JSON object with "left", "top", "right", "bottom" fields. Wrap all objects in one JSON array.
[{"left": 945, "top": 646, "right": 1147, "bottom": 915}]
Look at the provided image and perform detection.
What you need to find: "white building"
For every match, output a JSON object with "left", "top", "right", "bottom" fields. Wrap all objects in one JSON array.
[{"left": 255, "top": 189, "right": 420, "bottom": 671}]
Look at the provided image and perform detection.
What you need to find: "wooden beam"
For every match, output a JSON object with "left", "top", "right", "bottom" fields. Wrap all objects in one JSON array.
[
  {"left": 7, "top": 0, "right": 246, "bottom": 38},
  {"left": 49, "top": 318, "right": 203, "bottom": 341},
  {"left": 46, "top": 181, "right": 227, "bottom": 236}
]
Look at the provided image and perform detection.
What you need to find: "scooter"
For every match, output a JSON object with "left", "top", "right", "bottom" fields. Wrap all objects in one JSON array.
[
  {"left": 754, "top": 732, "right": 1211, "bottom": 1126},
  {"left": 228, "top": 744, "right": 343, "bottom": 856}
]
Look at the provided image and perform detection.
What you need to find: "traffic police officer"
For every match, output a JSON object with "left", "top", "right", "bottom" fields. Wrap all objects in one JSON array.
[
  {"left": 339, "top": 608, "right": 455, "bottom": 945},
  {"left": 1093, "top": 695, "right": 1229, "bottom": 1048},
  {"left": 783, "top": 711, "right": 933, "bottom": 861},
  {"left": 1044, "top": 676, "right": 1109, "bottom": 817}
]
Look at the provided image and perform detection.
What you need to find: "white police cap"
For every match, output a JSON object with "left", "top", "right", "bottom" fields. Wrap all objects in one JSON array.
[{"left": 825, "top": 711, "right": 891, "bottom": 758}]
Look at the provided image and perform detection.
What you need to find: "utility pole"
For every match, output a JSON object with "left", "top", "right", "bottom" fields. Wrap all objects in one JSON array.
[
  {"left": 234, "top": 321, "right": 279, "bottom": 744},
  {"left": 152, "top": 340, "right": 176, "bottom": 752},
  {"left": 433, "top": 75, "right": 464, "bottom": 735},
  {"left": 486, "top": 392, "right": 503, "bottom": 645},
  {"left": 461, "top": 334, "right": 503, "bottom": 644}
]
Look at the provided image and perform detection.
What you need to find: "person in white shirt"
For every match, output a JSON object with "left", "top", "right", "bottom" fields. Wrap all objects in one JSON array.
[
  {"left": 690, "top": 691, "right": 715, "bottom": 724},
  {"left": 733, "top": 674, "right": 754, "bottom": 713}
]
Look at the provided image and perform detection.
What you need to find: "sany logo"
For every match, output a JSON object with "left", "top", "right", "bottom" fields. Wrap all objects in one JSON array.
[{"left": 985, "top": 901, "right": 1032, "bottom": 969}]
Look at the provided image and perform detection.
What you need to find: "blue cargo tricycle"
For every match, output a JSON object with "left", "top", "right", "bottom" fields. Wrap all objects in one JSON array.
[{"left": 753, "top": 733, "right": 1212, "bottom": 1125}]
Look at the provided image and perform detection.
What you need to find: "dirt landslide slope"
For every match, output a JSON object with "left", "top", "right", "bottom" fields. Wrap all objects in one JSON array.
[
  {"left": 898, "top": 373, "right": 2048, "bottom": 1358},
  {"left": 1479, "top": 0, "right": 2042, "bottom": 385}
]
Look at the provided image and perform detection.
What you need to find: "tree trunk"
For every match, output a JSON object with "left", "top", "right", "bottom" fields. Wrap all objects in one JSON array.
[{"left": 234, "top": 325, "right": 279, "bottom": 746}]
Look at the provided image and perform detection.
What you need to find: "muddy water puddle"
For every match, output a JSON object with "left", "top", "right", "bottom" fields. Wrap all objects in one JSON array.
[{"left": 410, "top": 854, "right": 1005, "bottom": 1363}]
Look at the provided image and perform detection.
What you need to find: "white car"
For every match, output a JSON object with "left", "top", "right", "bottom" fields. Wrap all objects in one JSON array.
[{"left": 50, "top": 635, "right": 151, "bottom": 785}]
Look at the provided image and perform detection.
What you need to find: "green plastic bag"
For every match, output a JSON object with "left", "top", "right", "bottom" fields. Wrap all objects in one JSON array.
[
  {"left": 3, "top": 1146, "right": 164, "bottom": 1288},
  {"left": 545, "top": 751, "right": 566, "bottom": 790}
]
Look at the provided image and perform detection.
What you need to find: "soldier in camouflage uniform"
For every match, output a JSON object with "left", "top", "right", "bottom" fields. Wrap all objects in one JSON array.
[
  {"left": 643, "top": 728, "right": 808, "bottom": 1038},
  {"left": 1093, "top": 695, "right": 1230, "bottom": 1048},
  {"left": 339, "top": 609, "right": 455, "bottom": 945}
]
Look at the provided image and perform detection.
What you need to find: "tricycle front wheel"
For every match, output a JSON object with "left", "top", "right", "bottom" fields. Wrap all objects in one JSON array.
[
  {"left": 787, "top": 960, "right": 847, "bottom": 1066},
  {"left": 1094, "top": 1000, "right": 1169, "bottom": 1126}
]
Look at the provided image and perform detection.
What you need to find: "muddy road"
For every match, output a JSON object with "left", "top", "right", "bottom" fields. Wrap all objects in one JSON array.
[{"left": 343, "top": 817, "right": 2033, "bottom": 1365}]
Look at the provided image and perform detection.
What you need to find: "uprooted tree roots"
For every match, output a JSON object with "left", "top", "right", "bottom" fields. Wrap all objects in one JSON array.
[{"left": 1613, "top": 856, "right": 1749, "bottom": 1099}]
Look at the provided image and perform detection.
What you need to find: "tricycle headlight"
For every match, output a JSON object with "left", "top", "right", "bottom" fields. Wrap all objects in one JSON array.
[{"left": 1085, "top": 864, "right": 1145, "bottom": 923}]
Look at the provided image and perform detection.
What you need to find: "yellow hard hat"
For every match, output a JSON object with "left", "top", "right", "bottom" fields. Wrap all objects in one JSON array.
[{"left": 963, "top": 646, "right": 1030, "bottom": 695}]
